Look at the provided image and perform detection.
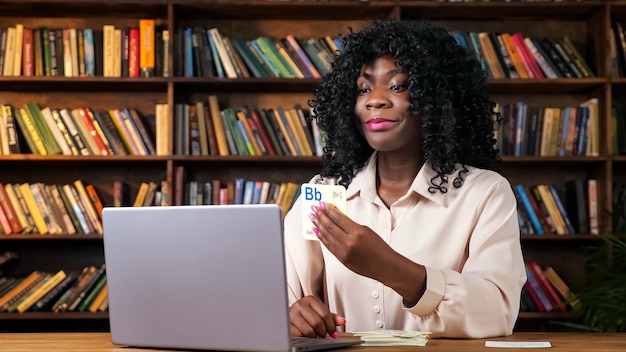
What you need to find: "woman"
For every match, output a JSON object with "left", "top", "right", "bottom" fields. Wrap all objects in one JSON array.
[{"left": 284, "top": 20, "right": 525, "bottom": 339}]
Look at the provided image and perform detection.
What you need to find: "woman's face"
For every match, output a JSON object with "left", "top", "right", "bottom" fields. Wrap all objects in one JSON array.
[{"left": 354, "top": 54, "right": 422, "bottom": 154}]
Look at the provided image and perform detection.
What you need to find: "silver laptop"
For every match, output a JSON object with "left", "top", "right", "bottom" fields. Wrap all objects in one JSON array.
[{"left": 103, "top": 204, "right": 361, "bottom": 352}]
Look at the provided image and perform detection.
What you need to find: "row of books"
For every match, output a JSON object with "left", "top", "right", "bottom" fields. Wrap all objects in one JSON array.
[
  {"left": 174, "top": 97, "right": 322, "bottom": 157},
  {"left": 172, "top": 167, "right": 300, "bottom": 215},
  {"left": 496, "top": 98, "right": 599, "bottom": 157},
  {"left": 177, "top": 27, "right": 337, "bottom": 79},
  {"left": 514, "top": 181, "right": 599, "bottom": 236},
  {"left": 521, "top": 261, "right": 580, "bottom": 313},
  {"left": 114, "top": 175, "right": 301, "bottom": 216},
  {"left": 0, "top": 264, "right": 107, "bottom": 313},
  {"left": 451, "top": 31, "right": 594, "bottom": 79},
  {"left": 0, "top": 103, "right": 160, "bottom": 156},
  {"left": 0, "top": 181, "right": 103, "bottom": 236},
  {"left": 0, "top": 20, "right": 166, "bottom": 77}
]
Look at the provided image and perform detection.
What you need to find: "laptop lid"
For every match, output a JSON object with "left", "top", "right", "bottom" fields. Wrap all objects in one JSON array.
[{"left": 103, "top": 204, "right": 294, "bottom": 352}]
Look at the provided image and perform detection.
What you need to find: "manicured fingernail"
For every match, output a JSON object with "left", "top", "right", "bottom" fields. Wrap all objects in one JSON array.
[
  {"left": 312, "top": 227, "right": 319, "bottom": 235},
  {"left": 308, "top": 213, "right": 316, "bottom": 221},
  {"left": 319, "top": 201, "right": 327, "bottom": 210},
  {"left": 332, "top": 332, "right": 338, "bottom": 339},
  {"left": 311, "top": 205, "right": 319, "bottom": 213}
]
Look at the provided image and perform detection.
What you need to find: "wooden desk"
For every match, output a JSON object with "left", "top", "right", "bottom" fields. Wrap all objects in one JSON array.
[{"left": 1, "top": 332, "right": 625, "bottom": 351}]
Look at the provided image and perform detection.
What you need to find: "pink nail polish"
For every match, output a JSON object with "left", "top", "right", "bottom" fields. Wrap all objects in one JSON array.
[
  {"left": 312, "top": 227, "right": 319, "bottom": 235},
  {"left": 311, "top": 205, "right": 319, "bottom": 213},
  {"left": 332, "top": 332, "right": 338, "bottom": 339},
  {"left": 319, "top": 201, "right": 327, "bottom": 210},
  {"left": 308, "top": 213, "right": 316, "bottom": 221}
]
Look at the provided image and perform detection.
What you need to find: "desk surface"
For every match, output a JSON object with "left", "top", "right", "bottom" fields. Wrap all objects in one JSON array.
[{"left": 1, "top": 332, "right": 625, "bottom": 351}]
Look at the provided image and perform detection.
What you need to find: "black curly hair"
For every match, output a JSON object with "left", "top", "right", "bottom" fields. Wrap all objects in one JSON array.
[{"left": 309, "top": 19, "right": 501, "bottom": 193}]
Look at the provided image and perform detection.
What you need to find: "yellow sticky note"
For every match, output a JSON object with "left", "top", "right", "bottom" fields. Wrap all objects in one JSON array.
[{"left": 300, "top": 183, "right": 347, "bottom": 241}]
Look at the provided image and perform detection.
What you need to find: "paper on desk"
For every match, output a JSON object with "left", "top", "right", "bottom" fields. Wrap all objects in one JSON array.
[
  {"left": 485, "top": 341, "right": 552, "bottom": 348},
  {"left": 352, "top": 330, "right": 431, "bottom": 346}
]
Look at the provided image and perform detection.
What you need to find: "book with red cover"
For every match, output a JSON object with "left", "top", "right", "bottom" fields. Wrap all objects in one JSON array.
[
  {"left": 77, "top": 107, "right": 110, "bottom": 155},
  {"left": 524, "top": 262, "right": 553, "bottom": 312},
  {"left": 529, "top": 261, "right": 567, "bottom": 312},
  {"left": 0, "top": 183, "right": 22, "bottom": 233}
]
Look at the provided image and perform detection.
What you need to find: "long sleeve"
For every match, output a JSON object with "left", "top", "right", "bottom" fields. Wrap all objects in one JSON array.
[
  {"left": 284, "top": 194, "right": 326, "bottom": 306},
  {"left": 404, "top": 177, "right": 526, "bottom": 337}
]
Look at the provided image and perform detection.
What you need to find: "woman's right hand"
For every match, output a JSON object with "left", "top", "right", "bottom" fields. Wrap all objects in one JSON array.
[{"left": 289, "top": 295, "right": 346, "bottom": 338}]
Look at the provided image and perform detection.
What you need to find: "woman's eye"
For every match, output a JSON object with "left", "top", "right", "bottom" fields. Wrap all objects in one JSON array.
[
  {"left": 391, "top": 85, "right": 407, "bottom": 92},
  {"left": 357, "top": 87, "right": 369, "bottom": 95}
]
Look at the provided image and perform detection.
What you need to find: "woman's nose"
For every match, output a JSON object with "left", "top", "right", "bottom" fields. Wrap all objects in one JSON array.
[{"left": 366, "top": 90, "right": 390, "bottom": 109}]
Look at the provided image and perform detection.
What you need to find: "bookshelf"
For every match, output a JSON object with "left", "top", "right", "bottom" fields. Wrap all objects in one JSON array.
[{"left": 0, "top": 0, "right": 621, "bottom": 332}]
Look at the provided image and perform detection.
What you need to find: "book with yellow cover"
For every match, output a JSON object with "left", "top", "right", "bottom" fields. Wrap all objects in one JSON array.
[
  {"left": 139, "top": 19, "right": 155, "bottom": 77},
  {"left": 133, "top": 182, "right": 150, "bottom": 207},
  {"left": 18, "top": 183, "right": 48, "bottom": 234},
  {"left": 286, "top": 108, "right": 313, "bottom": 156},
  {"left": 17, "top": 270, "right": 66, "bottom": 313},
  {"left": 88, "top": 282, "right": 108, "bottom": 313},
  {"left": 207, "top": 95, "right": 228, "bottom": 156},
  {"left": 0, "top": 271, "right": 42, "bottom": 309}
]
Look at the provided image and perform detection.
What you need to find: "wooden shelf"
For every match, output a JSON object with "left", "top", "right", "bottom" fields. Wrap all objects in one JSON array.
[
  {"left": 0, "top": 234, "right": 102, "bottom": 241},
  {"left": 399, "top": 1, "right": 605, "bottom": 21},
  {"left": 173, "top": 0, "right": 397, "bottom": 21},
  {"left": 521, "top": 234, "right": 602, "bottom": 241},
  {"left": 0, "top": 312, "right": 108, "bottom": 320}
]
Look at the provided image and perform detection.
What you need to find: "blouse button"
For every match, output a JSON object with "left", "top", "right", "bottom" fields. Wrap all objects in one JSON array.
[
  {"left": 373, "top": 305, "right": 380, "bottom": 313},
  {"left": 371, "top": 291, "right": 379, "bottom": 299},
  {"left": 375, "top": 320, "right": 383, "bottom": 328}
]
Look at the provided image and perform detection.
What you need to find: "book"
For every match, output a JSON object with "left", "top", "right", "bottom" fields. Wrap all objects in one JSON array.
[
  {"left": 543, "top": 266, "right": 580, "bottom": 309},
  {"left": 0, "top": 183, "right": 22, "bottom": 233},
  {"left": 18, "top": 183, "right": 49, "bottom": 234},
  {"left": 139, "top": 19, "right": 155, "bottom": 77},
  {"left": 206, "top": 96, "right": 228, "bottom": 156},
  {"left": 514, "top": 185, "right": 544, "bottom": 234},
  {"left": 133, "top": 182, "right": 150, "bottom": 207}
]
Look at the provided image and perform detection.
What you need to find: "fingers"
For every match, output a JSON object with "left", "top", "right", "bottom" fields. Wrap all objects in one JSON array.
[
  {"left": 333, "top": 314, "right": 347, "bottom": 328},
  {"left": 289, "top": 296, "right": 341, "bottom": 338},
  {"left": 311, "top": 202, "right": 348, "bottom": 248}
]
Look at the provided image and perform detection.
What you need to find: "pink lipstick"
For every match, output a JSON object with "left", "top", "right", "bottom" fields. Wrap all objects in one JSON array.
[{"left": 365, "top": 118, "right": 396, "bottom": 131}]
